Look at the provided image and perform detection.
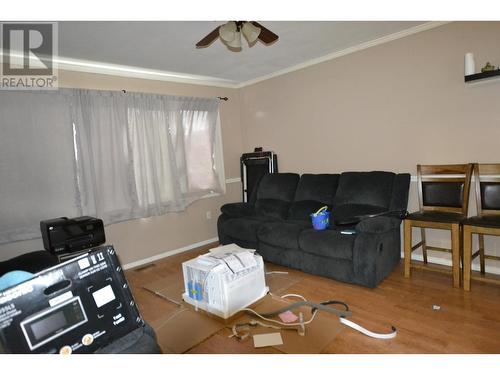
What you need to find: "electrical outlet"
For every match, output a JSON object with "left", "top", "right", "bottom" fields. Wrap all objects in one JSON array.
[{"left": 206, "top": 211, "right": 212, "bottom": 220}]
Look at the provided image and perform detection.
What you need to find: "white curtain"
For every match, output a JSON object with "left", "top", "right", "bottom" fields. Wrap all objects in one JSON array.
[
  {"left": 0, "top": 90, "right": 81, "bottom": 243},
  {"left": 72, "top": 89, "right": 225, "bottom": 223},
  {"left": 0, "top": 88, "right": 225, "bottom": 244}
]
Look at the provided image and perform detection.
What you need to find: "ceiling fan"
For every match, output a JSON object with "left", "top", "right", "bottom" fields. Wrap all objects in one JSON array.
[{"left": 196, "top": 21, "right": 279, "bottom": 51}]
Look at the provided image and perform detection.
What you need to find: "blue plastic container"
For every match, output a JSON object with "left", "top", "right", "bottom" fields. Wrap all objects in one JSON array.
[{"left": 310, "top": 206, "right": 330, "bottom": 230}]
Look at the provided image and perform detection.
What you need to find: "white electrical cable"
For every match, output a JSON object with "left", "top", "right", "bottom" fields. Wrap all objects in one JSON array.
[
  {"left": 241, "top": 292, "right": 318, "bottom": 327},
  {"left": 241, "top": 308, "right": 318, "bottom": 327},
  {"left": 339, "top": 317, "right": 397, "bottom": 339},
  {"left": 280, "top": 293, "right": 307, "bottom": 301}
]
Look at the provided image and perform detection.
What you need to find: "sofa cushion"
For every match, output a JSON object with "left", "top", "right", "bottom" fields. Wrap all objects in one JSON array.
[
  {"left": 299, "top": 229, "right": 355, "bottom": 261},
  {"left": 222, "top": 217, "right": 273, "bottom": 243},
  {"left": 288, "top": 174, "right": 339, "bottom": 220},
  {"left": 333, "top": 171, "right": 395, "bottom": 208},
  {"left": 255, "top": 199, "right": 290, "bottom": 220},
  {"left": 289, "top": 200, "right": 330, "bottom": 221},
  {"left": 257, "top": 173, "right": 300, "bottom": 201},
  {"left": 293, "top": 174, "right": 339, "bottom": 203},
  {"left": 254, "top": 173, "right": 300, "bottom": 219},
  {"left": 220, "top": 202, "right": 255, "bottom": 218},
  {"left": 258, "top": 220, "right": 311, "bottom": 250},
  {"left": 332, "top": 203, "right": 387, "bottom": 225}
]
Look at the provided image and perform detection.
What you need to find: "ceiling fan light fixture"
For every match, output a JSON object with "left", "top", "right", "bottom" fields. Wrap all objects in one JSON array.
[
  {"left": 219, "top": 21, "right": 237, "bottom": 43},
  {"left": 242, "top": 22, "right": 261, "bottom": 44},
  {"left": 196, "top": 21, "right": 278, "bottom": 50},
  {"left": 226, "top": 30, "right": 242, "bottom": 49}
]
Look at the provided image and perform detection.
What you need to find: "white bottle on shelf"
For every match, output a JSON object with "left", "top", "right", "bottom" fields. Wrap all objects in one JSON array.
[{"left": 465, "top": 52, "right": 475, "bottom": 76}]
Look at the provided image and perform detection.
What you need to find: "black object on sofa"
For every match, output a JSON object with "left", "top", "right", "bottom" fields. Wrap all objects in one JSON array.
[
  {"left": 218, "top": 171, "right": 410, "bottom": 288},
  {"left": 0, "top": 250, "right": 59, "bottom": 276}
]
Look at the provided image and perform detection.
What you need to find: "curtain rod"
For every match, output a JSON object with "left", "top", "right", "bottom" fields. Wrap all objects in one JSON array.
[{"left": 120, "top": 89, "right": 228, "bottom": 101}]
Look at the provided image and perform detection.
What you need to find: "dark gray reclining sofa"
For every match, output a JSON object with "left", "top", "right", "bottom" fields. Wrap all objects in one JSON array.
[{"left": 218, "top": 171, "right": 410, "bottom": 288}]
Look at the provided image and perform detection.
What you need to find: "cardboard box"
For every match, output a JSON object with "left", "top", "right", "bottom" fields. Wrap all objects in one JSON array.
[{"left": 143, "top": 268, "right": 343, "bottom": 354}]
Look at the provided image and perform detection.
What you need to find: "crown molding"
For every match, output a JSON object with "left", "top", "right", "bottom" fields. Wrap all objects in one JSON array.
[
  {"left": 236, "top": 21, "right": 450, "bottom": 88},
  {"left": 0, "top": 51, "right": 241, "bottom": 88},
  {"left": 0, "top": 22, "right": 449, "bottom": 89},
  {"left": 55, "top": 56, "right": 242, "bottom": 88}
]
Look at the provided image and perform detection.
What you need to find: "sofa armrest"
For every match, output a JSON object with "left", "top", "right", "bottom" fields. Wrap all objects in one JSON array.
[
  {"left": 355, "top": 216, "right": 402, "bottom": 234},
  {"left": 220, "top": 202, "right": 255, "bottom": 218},
  {"left": 352, "top": 220, "right": 402, "bottom": 287}
]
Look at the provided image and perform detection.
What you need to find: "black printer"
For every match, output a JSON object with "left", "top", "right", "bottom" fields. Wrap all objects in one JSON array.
[{"left": 40, "top": 216, "right": 105, "bottom": 256}]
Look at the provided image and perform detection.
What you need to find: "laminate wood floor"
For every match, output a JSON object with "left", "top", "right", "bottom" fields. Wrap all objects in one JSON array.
[{"left": 125, "top": 244, "right": 500, "bottom": 354}]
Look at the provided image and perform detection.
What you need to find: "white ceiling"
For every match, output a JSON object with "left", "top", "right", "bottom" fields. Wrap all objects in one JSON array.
[{"left": 58, "top": 21, "right": 426, "bottom": 84}]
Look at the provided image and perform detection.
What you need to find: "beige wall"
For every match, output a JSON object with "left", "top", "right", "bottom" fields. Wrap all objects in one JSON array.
[
  {"left": 0, "top": 71, "right": 244, "bottom": 265},
  {"left": 239, "top": 21, "right": 500, "bottom": 271},
  {"left": 240, "top": 22, "right": 500, "bottom": 173}
]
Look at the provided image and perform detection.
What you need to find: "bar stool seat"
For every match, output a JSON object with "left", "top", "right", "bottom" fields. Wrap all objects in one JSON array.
[
  {"left": 462, "top": 215, "right": 500, "bottom": 228},
  {"left": 407, "top": 211, "right": 466, "bottom": 224}
]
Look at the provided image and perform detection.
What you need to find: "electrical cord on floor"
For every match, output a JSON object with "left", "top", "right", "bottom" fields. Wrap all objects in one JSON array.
[
  {"left": 231, "top": 293, "right": 318, "bottom": 340},
  {"left": 339, "top": 317, "right": 397, "bottom": 340},
  {"left": 310, "top": 300, "right": 350, "bottom": 314},
  {"left": 231, "top": 293, "right": 397, "bottom": 341},
  {"left": 241, "top": 307, "right": 319, "bottom": 327},
  {"left": 230, "top": 319, "right": 302, "bottom": 341},
  {"left": 309, "top": 299, "right": 396, "bottom": 339}
]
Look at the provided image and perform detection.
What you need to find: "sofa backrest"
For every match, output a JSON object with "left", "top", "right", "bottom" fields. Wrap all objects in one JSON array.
[
  {"left": 288, "top": 174, "right": 340, "bottom": 220},
  {"left": 333, "top": 171, "right": 410, "bottom": 211},
  {"left": 251, "top": 171, "right": 410, "bottom": 221},
  {"left": 255, "top": 173, "right": 300, "bottom": 219},
  {"left": 389, "top": 173, "right": 411, "bottom": 212},
  {"left": 333, "top": 171, "right": 396, "bottom": 208}
]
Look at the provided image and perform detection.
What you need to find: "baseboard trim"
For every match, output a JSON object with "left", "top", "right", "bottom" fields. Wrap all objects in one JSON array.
[
  {"left": 225, "top": 177, "right": 241, "bottom": 184},
  {"left": 402, "top": 252, "right": 500, "bottom": 275},
  {"left": 123, "top": 237, "right": 218, "bottom": 270}
]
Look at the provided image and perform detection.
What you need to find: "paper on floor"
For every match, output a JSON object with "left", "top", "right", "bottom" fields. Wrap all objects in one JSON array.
[{"left": 253, "top": 332, "right": 283, "bottom": 348}]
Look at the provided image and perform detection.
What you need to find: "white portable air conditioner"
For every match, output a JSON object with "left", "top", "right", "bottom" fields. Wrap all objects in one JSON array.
[{"left": 182, "top": 244, "right": 268, "bottom": 319}]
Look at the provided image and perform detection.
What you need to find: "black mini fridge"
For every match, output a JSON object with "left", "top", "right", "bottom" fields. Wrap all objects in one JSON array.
[{"left": 240, "top": 148, "right": 278, "bottom": 202}]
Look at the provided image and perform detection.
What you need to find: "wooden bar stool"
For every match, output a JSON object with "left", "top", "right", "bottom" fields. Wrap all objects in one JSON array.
[
  {"left": 404, "top": 164, "right": 473, "bottom": 288},
  {"left": 463, "top": 163, "right": 500, "bottom": 291}
]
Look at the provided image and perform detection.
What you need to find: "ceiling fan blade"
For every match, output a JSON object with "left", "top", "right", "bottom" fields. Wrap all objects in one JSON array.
[
  {"left": 196, "top": 26, "right": 221, "bottom": 48},
  {"left": 251, "top": 22, "right": 279, "bottom": 44}
]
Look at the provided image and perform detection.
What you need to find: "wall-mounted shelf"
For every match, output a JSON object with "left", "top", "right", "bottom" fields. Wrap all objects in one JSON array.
[{"left": 465, "top": 69, "right": 500, "bottom": 83}]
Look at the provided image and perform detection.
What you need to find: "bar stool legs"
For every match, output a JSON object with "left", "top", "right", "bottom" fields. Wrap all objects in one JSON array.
[
  {"left": 478, "top": 234, "right": 486, "bottom": 274},
  {"left": 451, "top": 223, "right": 460, "bottom": 289},
  {"left": 403, "top": 220, "right": 461, "bottom": 288},
  {"left": 421, "top": 228, "right": 428, "bottom": 264},
  {"left": 404, "top": 220, "right": 412, "bottom": 279},
  {"left": 463, "top": 225, "right": 473, "bottom": 292}
]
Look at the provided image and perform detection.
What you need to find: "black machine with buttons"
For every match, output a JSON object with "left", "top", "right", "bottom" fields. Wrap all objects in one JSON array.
[
  {"left": 40, "top": 216, "right": 106, "bottom": 257},
  {"left": 0, "top": 246, "right": 143, "bottom": 354}
]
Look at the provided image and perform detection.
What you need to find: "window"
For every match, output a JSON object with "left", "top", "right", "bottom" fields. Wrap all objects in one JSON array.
[{"left": 0, "top": 89, "right": 225, "bottom": 244}]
